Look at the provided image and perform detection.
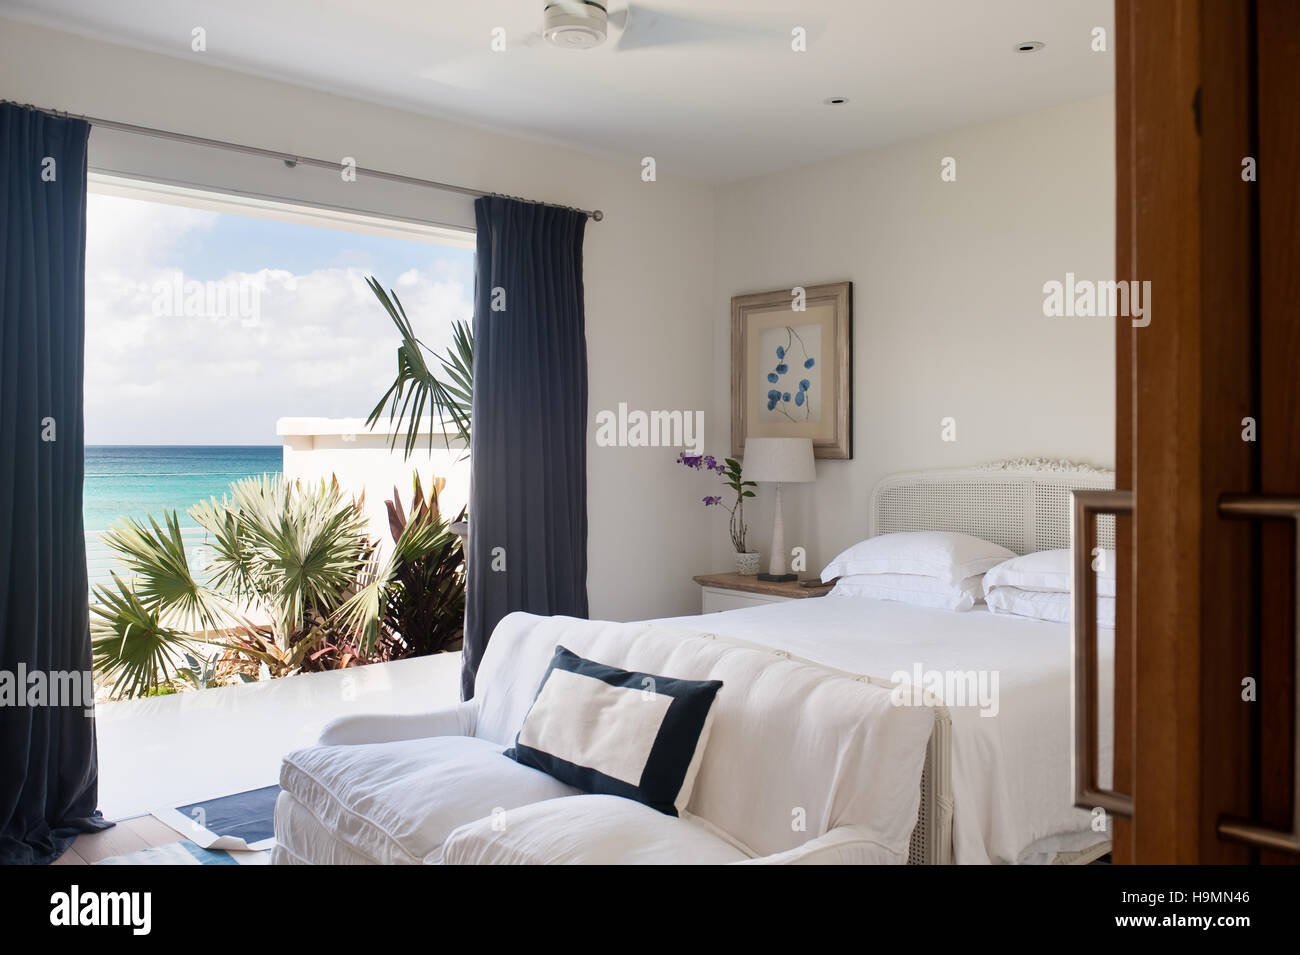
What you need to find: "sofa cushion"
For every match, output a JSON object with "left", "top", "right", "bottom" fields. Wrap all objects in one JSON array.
[
  {"left": 280, "top": 735, "right": 579, "bottom": 864},
  {"left": 502, "top": 645, "right": 722, "bottom": 815},
  {"left": 475, "top": 614, "right": 935, "bottom": 860},
  {"left": 442, "top": 794, "right": 750, "bottom": 865},
  {"left": 272, "top": 791, "right": 381, "bottom": 866}
]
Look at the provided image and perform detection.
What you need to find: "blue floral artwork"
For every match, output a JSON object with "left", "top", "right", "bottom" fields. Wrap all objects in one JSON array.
[
  {"left": 734, "top": 281, "right": 850, "bottom": 459},
  {"left": 762, "top": 326, "right": 817, "bottom": 422}
]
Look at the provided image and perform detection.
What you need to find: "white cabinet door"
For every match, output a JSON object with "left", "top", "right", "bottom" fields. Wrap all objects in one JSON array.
[{"left": 700, "top": 588, "right": 791, "bottom": 614}]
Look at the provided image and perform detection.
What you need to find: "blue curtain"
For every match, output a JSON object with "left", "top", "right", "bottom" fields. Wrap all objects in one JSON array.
[
  {"left": 0, "top": 103, "right": 110, "bottom": 863},
  {"left": 463, "top": 197, "right": 589, "bottom": 698}
]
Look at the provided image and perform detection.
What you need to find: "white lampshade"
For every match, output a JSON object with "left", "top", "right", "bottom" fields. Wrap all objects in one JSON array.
[{"left": 741, "top": 437, "right": 816, "bottom": 483}]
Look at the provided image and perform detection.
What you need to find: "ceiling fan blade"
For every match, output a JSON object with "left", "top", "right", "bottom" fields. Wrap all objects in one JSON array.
[
  {"left": 417, "top": 26, "right": 546, "bottom": 90},
  {"left": 612, "top": 3, "right": 814, "bottom": 52}
]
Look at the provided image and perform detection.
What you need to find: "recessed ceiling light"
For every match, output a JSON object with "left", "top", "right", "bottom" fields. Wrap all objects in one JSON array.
[
  {"left": 823, "top": 96, "right": 849, "bottom": 106},
  {"left": 1015, "top": 40, "right": 1045, "bottom": 52}
]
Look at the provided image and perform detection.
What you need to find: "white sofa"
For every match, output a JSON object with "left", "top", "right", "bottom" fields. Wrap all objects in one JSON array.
[{"left": 272, "top": 612, "right": 935, "bottom": 865}]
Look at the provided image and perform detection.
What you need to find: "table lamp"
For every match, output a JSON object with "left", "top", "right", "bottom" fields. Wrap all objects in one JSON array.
[{"left": 741, "top": 437, "right": 816, "bottom": 581}]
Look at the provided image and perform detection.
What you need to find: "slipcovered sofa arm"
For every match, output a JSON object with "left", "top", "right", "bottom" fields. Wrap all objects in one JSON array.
[
  {"left": 317, "top": 701, "right": 477, "bottom": 746},
  {"left": 735, "top": 826, "right": 907, "bottom": 866}
]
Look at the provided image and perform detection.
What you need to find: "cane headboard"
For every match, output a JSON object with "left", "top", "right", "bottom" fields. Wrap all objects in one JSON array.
[{"left": 870, "top": 459, "right": 1116, "bottom": 555}]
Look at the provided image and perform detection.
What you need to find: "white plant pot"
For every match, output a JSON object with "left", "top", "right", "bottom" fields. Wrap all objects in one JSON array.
[{"left": 734, "top": 551, "right": 761, "bottom": 576}]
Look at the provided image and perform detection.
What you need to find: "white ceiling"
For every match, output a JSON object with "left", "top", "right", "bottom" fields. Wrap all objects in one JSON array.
[{"left": 1, "top": 0, "right": 1115, "bottom": 183}]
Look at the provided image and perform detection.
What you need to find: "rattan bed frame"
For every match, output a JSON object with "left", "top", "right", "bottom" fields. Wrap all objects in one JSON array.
[{"left": 869, "top": 459, "right": 1116, "bottom": 864}]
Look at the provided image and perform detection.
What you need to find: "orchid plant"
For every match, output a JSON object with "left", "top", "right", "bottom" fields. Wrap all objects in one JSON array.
[{"left": 676, "top": 451, "right": 756, "bottom": 553}]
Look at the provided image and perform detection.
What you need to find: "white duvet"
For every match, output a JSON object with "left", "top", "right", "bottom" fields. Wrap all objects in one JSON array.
[{"left": 652, "top": 595, "right": 1113, "bottom": 865}]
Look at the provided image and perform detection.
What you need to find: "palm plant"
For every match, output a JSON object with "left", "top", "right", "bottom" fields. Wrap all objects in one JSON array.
[
  {"left": 91, "top": 573, "right": 203, "bottom": 700},
  {"left": 189, "top": 473, "right": 373, "bottom": 674},
  {"left": 382, "top": 477, "right": 467, "bottom": 656},
  {"left": 91, "top": 473, "right": 468, "bottom": 700},
  {"left": 90, "top": 510, "right": 233, "bottom": 698},
  {"left": 366, "top": 276, "right": 473, "bottom": 459},
  {"left": 96, "top": 510, "right": 230, "bottom": 634},
  {"left": 93, "top": 476, "right": 367, "bottom": 693},
  {"left": 332, "top": 474, "right": 466, "bottom": 658}
]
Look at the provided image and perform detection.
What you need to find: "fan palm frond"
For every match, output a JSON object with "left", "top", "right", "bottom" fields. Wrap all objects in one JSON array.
[
  {"left": 190, "top": 488, "right": 261, "bottom": 600},
  {"left": 91, "top": 573, "right": 197, "bottom": 699},
  {"left": 365, "top": 277, "right": 473, "bottom": 459},
  {"left": 225, "top": 475, "right": 372, "bottom": 646},
  {"left": 434, "top": 319, "right": 473, "bottom": 439},
  {"left": 99, "top": 510, "right": 230, "bottom": 636}
]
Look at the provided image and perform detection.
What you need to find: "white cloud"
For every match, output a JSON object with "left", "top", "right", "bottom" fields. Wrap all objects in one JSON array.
[
  {"left": 86, "top": 193, "right": 218, "bottom": 269},
  {"left": 84, "top": 195, "right": 473, "bottom": 445}
]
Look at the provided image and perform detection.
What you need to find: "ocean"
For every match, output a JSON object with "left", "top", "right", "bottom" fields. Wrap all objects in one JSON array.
[{"left": 84, "top": 445, "right": 282, "bottom": 591}]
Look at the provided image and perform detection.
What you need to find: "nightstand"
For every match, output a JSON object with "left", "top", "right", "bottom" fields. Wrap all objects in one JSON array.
[{"left": 692, "top": 573, "right": 832, "bottom": 614}]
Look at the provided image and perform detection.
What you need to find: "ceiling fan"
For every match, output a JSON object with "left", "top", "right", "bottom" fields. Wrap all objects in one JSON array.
[
  {"left": 542, "top": 0, "right": 775, "bottom": 52},
  {"left": 417, "top": 1, "right": 817, "bottom": 90}
]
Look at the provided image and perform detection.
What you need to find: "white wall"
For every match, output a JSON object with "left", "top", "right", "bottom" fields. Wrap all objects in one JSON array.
[
  {"left": 0, "top": 18, "right": 717, "bottom": 621},
  {"left": 710, "top": 96, "right": 1116, "bottom": 573}
]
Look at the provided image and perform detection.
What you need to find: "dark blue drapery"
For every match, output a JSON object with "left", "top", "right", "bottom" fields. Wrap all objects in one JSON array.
[
  {"left": 0, "top": 103, "right": 109, "bottom": 863},
  {"left": 463, "top": 197, "right": 589, "bottom": 698}
]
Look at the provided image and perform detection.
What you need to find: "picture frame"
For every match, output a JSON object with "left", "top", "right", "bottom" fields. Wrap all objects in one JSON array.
[{"left": 731, "top": 281, "right": 852, "bottom": 460}]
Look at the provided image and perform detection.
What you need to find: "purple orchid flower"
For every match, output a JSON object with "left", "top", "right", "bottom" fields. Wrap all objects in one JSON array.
[{"left": 675, "top": 448, "right": 750, "bottom": 552}]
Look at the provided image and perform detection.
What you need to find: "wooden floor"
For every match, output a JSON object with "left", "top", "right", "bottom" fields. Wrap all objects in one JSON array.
[{"left": 54, "top": 815, "right": 186, "bottom": 865}]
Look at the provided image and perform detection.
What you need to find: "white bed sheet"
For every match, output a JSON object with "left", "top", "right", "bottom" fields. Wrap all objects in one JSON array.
[{"left": 651, "top": 595, "right": 1114, "bottom": 865}]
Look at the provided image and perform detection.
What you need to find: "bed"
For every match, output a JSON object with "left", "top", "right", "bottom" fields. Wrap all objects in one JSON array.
[{"left": 652, "top": 459, "right": 1117, "bottom": 865}]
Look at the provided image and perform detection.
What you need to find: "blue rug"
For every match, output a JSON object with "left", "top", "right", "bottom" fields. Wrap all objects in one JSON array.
[{"left": 152, "top": 785, "right": 280, "bottom": 851}]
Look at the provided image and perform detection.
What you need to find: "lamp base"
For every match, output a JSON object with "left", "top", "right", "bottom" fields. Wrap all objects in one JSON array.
[{"left": 757, "top": 572, "right": 798, "bottom": 583}]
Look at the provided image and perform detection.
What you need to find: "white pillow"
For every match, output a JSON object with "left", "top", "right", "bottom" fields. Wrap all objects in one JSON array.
[
  {"left": 985, "top": 585, "right": 1116, "bottom": 629},
  {"left": 503, "top": 646, "right": 722, "bottom": 815},
  {"left": 831, "top": 572, "right": 984, "bottom": 612},
  {"left": 821, "top": 531, "right": 1015, "bottom": 587},
  {"left": 983, "top": 548, "right": 1116, "bottom": 597}
]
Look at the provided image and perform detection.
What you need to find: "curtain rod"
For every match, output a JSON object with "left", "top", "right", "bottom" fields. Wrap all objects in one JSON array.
[{"left": 10, "top": 102, "right": 604, "bottom": 221}]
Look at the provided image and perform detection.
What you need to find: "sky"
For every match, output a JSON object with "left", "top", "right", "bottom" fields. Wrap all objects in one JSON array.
[{"left": 84, "top": 193, "right": 474, "bottom": 445}]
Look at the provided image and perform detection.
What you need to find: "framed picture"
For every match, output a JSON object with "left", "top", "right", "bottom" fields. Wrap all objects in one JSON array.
[{"left": 731, "top": 281, "right": 852, "bottom": 460}]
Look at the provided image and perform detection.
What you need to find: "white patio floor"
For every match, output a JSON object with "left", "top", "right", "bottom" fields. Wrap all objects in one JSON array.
[{"left": 94, "top": 652, "right": 463, "bottom": 820}]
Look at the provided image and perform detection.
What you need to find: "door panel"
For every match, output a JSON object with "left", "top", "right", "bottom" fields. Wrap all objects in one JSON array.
[
  {"left": 1256, "top": 0, "right": 1300, "bottom": 866},
  {"left": 1115, "top": 0, "right": 1269, "bottom": 863}
]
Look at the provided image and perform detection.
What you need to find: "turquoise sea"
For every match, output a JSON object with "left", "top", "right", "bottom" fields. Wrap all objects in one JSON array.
[
  {"left": 84, "top": 446, "right": 283, "bottom": 531},
  {"left": 84, "top": 445, "right": 282, "bottom": 590}
]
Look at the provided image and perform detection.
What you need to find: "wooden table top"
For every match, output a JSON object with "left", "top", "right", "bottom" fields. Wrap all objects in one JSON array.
[{"left": 692, "top": 572, "right": 833, "bottom": 598}]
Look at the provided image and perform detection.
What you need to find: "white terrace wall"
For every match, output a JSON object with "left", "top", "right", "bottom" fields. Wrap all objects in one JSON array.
[{"left": 277, "top": 417, "right": 469, "bottom": 554}]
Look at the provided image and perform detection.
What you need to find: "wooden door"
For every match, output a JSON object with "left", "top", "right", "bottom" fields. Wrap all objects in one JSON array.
[{"left": 1110, "top": 0, "right": 1299, "bottom": 864}]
